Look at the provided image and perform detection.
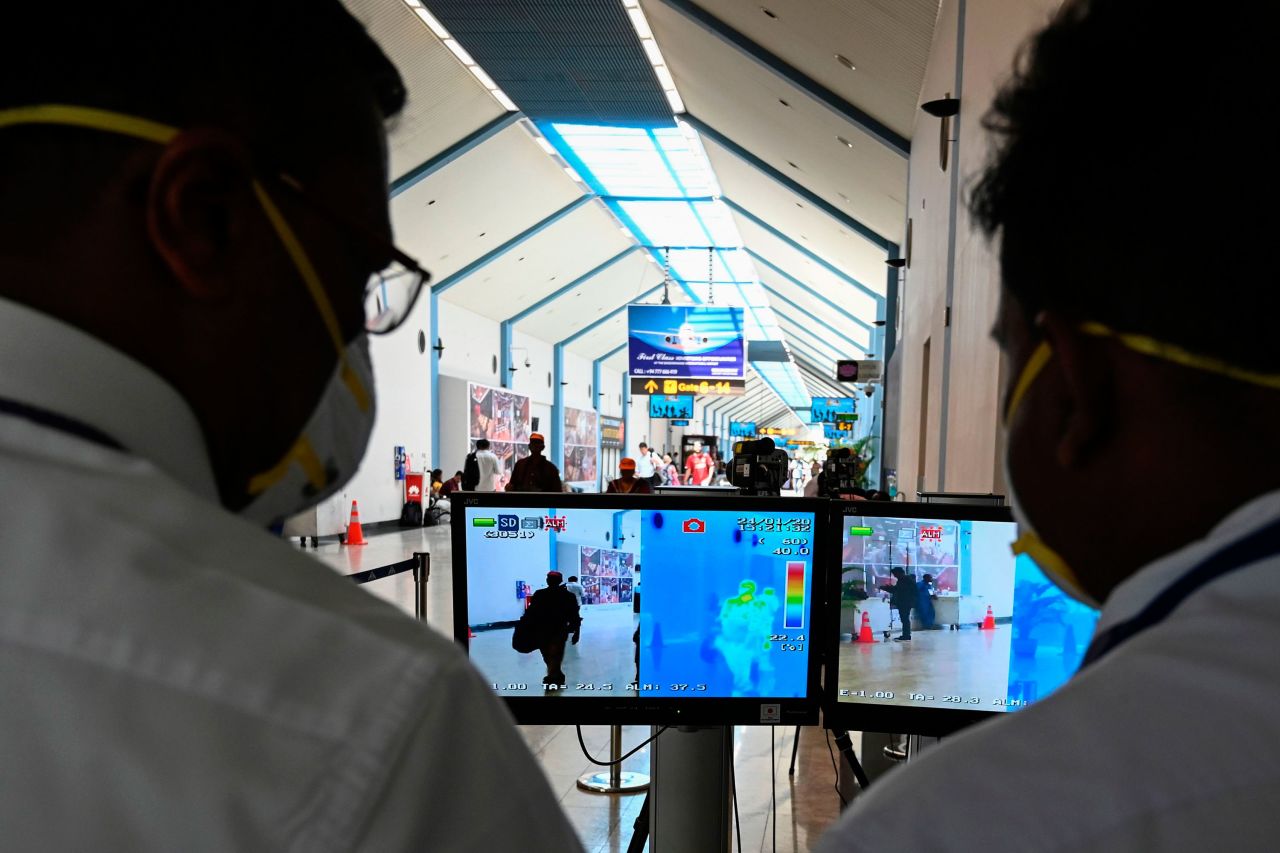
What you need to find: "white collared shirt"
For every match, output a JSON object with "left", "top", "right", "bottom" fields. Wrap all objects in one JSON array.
[
  {"left": 0, "top": 298, "right": 582, "bottom": 852},
  {"left": 474, "top": 449, "right": 501, "bottom": 491},
  {"left": 634, "top": 451, "right": 656, "bottom": 478},
  {"left": 817, "top": 488, "right": 1280, "bottom": 853}
]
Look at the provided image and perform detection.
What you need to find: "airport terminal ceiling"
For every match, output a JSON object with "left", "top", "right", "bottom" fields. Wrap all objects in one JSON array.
[{"left": 342, "top": 0, "right": 936, "bottom": 422}]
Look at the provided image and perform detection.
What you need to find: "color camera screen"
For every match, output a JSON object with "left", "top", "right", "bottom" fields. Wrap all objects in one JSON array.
[
  {"left": 835, "top": 512, "right": 1099, "bottom": 714},
  {"left": 461, "top": 506, "right": 818, "bottom": 700}
]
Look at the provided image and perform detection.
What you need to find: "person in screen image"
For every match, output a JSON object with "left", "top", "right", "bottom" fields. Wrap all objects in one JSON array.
[
  {"left": 564, "top": 575, "right": 585, "bottom": 607},
  {"left": 916, "top": 572, "right": 939, "bottom": 630},
  {"left": 818, "top": 3, "right": 1280, "bottom": 850},
  {"left": 713, "top": 580, "right": 779, "bottom": 696},
  {"left": 507, "top": 432, "right": 562, "bottom": 492},
  {"left": 878, "top": 568, "right": 918, "bottom": 641},
  {"left": 607, "top": 457, "right": 652, "bottom": 494},
  {"left": 526, "top": 571, "right": 581, "bottom": 689}
]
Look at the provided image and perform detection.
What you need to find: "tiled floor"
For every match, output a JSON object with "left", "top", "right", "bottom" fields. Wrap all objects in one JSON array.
[{"left": 300, "top": 525, "right": 848, "bottom": 852}]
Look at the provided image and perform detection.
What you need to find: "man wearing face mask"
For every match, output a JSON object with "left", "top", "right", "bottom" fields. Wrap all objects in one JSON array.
[
  {"left": 0, "top": 4, "right": 581, "bottom": 851},
  {"left": 819, "top": 2, "right": 1280, "bottom": 850}
]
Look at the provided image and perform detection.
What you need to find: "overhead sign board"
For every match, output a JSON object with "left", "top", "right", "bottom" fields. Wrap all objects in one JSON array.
[
  {"left": 836, "top": 360, "right": 883, "bottom": 384},
  {"left": 628, "top": 305, "right": 745, "bottom": 379},
  {"left": 631, "top": 377, "right": 745, "bottom": 396},
  {"left": 810, "top": 397, "right": 856, "bottom": 424},
  {"left": 649, "top": 395, "right": 694, "bottom": 419},
  {"left": 671, "top": 419, "right": 691, "bottom": 427},
  {"left": 729, "top": 421, "right": 757, "bottom": 437}
]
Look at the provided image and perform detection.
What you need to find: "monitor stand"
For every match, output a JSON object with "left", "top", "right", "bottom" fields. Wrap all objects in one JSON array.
[{"left": 648, "top": 725, "right": 734, "bottom": 852}]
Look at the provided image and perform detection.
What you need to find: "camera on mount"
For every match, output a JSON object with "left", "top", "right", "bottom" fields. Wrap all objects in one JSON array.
[
  {"left": 729, "top": 437, "right": 789, "bottom": 497},
  {"left": 820, "top": 447, "right": 865, "bottom": 499}
]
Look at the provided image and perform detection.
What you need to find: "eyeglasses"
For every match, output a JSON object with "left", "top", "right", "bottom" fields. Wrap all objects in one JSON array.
[{"left": 257, "top": 174, "right": 430, "bottom": 336}]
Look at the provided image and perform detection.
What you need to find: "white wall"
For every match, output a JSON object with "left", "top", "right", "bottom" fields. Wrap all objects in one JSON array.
[
  {"left": 438, "top": 300, "right": 502, "bottom": 386},
  {"left": 288, "top": 289, "right": 434, "bottom": 532},
  {"left": 510, "top": 328, "right": 554, "bottom": 405},
  {"left": 890, "top": 0, "right": 1061, "bottom": 498}
]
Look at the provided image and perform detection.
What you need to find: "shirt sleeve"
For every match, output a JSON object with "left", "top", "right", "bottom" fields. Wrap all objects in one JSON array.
[{"left": 352, "top": 659, "right": 584, "bottom": 853}]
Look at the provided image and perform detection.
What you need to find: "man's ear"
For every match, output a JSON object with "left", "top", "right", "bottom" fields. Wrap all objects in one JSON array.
[
  {"left": 1037, "top": 312, "right": 1115, "bottom": 469},
  {"left": 145, "top": 128, "right": 258, "bottom": 301}
]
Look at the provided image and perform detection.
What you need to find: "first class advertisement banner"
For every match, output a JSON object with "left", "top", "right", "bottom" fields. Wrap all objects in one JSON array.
[{"left": 627, "top": 305, "right": 745, "bottom": 379}]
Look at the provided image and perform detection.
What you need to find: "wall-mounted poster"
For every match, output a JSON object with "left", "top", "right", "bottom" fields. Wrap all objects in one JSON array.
[
  {"left": 577, "top": 546, "right": 635, "bottom": 604},
  {"left": 468, "top": 382, "right": 531, "bottom": 490},
  {"left": 563, "top": 406, "right": 599, "bottom": 486}
]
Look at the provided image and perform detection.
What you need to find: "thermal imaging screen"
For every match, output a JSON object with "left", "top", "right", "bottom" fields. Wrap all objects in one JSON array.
[
  {"left": 462, "top": 506, "right": 817, "bottom": 699},
  {"left": 836, "top": 513, "right": 1099, "bottom": 713}
]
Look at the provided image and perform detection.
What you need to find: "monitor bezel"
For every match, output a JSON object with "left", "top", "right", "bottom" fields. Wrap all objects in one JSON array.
[
  {"left": 451, "top": 492, "right": 829, "bottom": 726},
  {"left": 822, "top": 500, "right": 1027, "bottom": 737}
]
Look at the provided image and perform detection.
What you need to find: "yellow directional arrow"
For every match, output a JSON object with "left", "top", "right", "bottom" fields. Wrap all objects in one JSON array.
[{"left": 644, "top": 380, "right": 659, "bottom": 394}]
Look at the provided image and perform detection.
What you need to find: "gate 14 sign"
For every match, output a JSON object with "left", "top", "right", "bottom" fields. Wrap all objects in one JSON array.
[{"left": 628, "top": 305, "right": 745, "bottom": 379}]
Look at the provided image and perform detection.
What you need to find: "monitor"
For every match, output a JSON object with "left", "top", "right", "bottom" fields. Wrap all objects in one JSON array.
[
  {"left": 823, "top": 502, "right": 1100, "bottom": 735},
  {"left": 452, "top": 493, "right": 828, "bottom": 725}
]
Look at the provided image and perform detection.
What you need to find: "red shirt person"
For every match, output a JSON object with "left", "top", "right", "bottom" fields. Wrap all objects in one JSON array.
[{"left": 684, "top": 441, "right": 714, "bottom": 486}]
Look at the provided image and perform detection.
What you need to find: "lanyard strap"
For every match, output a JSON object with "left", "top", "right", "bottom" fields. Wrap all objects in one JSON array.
[
  {"left": 1082, "top": 514, "right": 1280, "bottom": 668},
  {"left": 0, "top": 397, "right": 125, "bottom": 451}
]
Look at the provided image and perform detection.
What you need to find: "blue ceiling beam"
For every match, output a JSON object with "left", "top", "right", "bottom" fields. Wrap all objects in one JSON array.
[
  {"left": 654, "top": 0, "right": 910, "bottom": 157},
  {"left": 683, "top": 114, "right": 892, "bottom": 253},
  {"left": 390, "top": 112, "right": 523, "bottom": 198},
  {"left": 748, "top": 248, "right": 878, "bottom": 335},
  {"left": 507, "top": 246, "right": 641, "bottom": 326},
  {"left": 560, "top": 284, "right": 663, "bottom": 348},
  {"left": 431, "top": 194, "right": 596, "bottom": 295},
  {"left": 725, "top": 199, "right": 883, "bottom": 305},
  {"left": 760, "top": 283, "right": 871, "bottom": 353},
  {"left": 751, "top": 362, "right": 811, "bottom": 411}
]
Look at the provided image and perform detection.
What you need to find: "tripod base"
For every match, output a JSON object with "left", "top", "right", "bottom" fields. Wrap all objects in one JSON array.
[{"left": 577, "top": 771, "right": 651, "bottom": 794}]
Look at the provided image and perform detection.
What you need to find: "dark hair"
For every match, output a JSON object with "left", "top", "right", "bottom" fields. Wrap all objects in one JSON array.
[
  {"left": 891, "top": 567, "right": 906, "bottom": 579},
  {"left": 475, "top": 439, "right": 490, "bottom": 450},
  {"left": 568, "top": 576, "right": 578, "bottom": 583},
  {"left": 969, "top": 0, "right": 1277, "bottom": 370},
  {"left": 453, "top": 471, "right": 464, "bottom": 478},
  {"left": 2, "top": 2, "right": 404, "bottom": 211},
  {"left": 431, "top": 469, "right": 442, "bottom": 479}
]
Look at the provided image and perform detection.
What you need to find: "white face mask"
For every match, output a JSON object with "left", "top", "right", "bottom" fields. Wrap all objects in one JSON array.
[
  {"left": 239, "top": 336, "right": 376, "bottom": 528},
  {"left": 1003, "top": 452, "right": 1100, "bottom": 608}
]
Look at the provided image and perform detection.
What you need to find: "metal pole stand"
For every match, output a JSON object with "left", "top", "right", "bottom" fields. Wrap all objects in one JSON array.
[
  {"left": 577, "top": 725, "right": 651, "bottom": 793},
  {"left": 649, "top": 725, "right": 733, "bottom": 853},
  {"left": 412, "top": 552, "right": 429, "bottom": 622}
]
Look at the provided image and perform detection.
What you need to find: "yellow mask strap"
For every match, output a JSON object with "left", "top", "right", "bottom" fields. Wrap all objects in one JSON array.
[
  {"left": 1004, "top": 340, "right": 1052, "bottom": 425},
  {"left": 1081, "top": 322, "right": 1280, "bottom": 391}
]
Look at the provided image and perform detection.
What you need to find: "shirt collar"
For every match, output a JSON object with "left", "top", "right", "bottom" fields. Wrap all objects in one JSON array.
[
  {"left": 1096, "top": 488, "right": 1280, "bottom": 633},
  {"left": 0, "top": 297, "right": 219, "bottom": 502}
]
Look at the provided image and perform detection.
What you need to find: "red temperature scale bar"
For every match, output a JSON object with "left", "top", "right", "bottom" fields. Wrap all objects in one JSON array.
[{"left": 784, "top": 561, "right": 806, "bottom": 629}]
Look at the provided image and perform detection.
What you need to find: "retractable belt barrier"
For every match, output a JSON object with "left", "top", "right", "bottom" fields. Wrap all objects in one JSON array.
[{"left": 347, "top": 552, "right": 431, "bottom": 622}]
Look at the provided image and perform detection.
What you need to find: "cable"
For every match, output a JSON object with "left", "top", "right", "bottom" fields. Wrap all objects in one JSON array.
[
  {"left": 729, "top": 733, "right": 743, "bottom": 853},
  {"left": 771, "top": 726, "right": 778, "bottom": 853},
  {"left": 575, "top": 725, "right": 669, "bottom": 766},
  {"left": 824, "top": 729, "right": 849, "bottom": 807}
]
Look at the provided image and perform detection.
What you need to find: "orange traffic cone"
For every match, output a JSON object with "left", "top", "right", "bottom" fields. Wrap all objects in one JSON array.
[
  {"left": 345, "top": 500, "right": 367, "bottom": 546},
  {"left": 855, "top": 611, "right": 877, "bottom": 643},
  {"left": 980, "top": 605, "right": 996, "bottom": 631}
]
